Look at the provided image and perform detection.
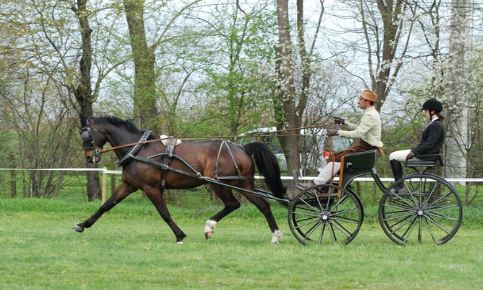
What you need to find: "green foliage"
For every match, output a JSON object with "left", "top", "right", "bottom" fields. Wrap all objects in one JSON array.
[{"left": 0, "top": 129, "right": 18, "bottom": 167}]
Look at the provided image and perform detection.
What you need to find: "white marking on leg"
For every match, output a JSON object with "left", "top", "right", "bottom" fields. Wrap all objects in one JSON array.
[
  {"left": 271, "top": 229, "right": 283, "bottom": 244},
  {"left": 204, "top": 219, "right": 217, "bottom": 239}
]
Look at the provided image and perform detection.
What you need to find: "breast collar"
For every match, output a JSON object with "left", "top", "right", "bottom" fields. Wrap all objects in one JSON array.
[{"left": 117, "top": 130, "right": 152, "bottom": 166}]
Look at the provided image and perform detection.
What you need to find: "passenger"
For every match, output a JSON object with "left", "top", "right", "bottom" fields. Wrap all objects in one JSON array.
[
  {"left": 301, "top": 89, "right": 383, "bottom": 187},
  {"left": 389, "top": 98, "right": 445, "bottom": 193}
]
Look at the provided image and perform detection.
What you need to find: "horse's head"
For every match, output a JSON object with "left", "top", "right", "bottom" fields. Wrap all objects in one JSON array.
[{"left": 79, "top": 121, "right": 107, "bottom": 164}]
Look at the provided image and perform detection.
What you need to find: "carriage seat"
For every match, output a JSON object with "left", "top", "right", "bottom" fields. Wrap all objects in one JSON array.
[
  {"left": 340, "top": 150, "right": 377, "bottom": 189},
  {"left": 343, "top": 150, "right": 377, "bottom": 174},
  {"left": 405, "top": 154, "right": 443, "bottom": 168}
]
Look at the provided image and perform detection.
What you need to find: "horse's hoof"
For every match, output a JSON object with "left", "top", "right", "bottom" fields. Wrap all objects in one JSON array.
[
  {"left": 271, "top": 230, "right": 283, "bottom": 244},
  {"left": 176, "top": 241, "right": 184, "bottom": 245},
  {"left": 73, "top": 225, "right": 84, "bottom": 233},
  {"left": 204, "top": 231, "right": 213, "bottom": 240}
]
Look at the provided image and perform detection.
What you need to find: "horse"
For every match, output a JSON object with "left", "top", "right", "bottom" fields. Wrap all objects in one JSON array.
[{"left": 75, "top": 116, "right": 286, "bottom": 244}]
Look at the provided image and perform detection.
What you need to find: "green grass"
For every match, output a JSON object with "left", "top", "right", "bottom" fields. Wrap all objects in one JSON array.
[{"left": 1, "top": 197, "right": 482, "bottom": 289}]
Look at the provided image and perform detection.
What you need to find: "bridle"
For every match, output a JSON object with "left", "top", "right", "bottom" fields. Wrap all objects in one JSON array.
[{"left": 80, "top": 126, "right": 104, "bottom": 163}]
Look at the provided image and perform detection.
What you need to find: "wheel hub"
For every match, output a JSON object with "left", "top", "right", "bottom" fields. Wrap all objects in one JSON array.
[{"left": 319, "top": 212, "right": 330, "bottom": 221}]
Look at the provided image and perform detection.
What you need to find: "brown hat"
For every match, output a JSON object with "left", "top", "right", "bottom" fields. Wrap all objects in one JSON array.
[{"left": 360, "top": 90, "right": 378, "bottom": 103}]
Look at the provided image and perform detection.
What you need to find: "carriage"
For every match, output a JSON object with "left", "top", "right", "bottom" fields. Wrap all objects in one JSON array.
[
  {"left": 289, "top": 150, "right": 462, "bottom": 245},
  {"left": 77, "top": 116, "right": 462, "bottom": 245}
]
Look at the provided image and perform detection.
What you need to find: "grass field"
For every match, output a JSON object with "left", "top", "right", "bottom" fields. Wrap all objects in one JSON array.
[{"left": 1, "top": 195, "right": 482, "bottom": 290}]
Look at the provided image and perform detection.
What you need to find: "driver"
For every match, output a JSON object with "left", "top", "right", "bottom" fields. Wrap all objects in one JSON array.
[{"left": 301, "top": 89, "right": 383, "bottom": 187}]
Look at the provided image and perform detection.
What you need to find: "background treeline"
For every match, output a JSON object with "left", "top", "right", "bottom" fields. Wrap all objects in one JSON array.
[{"left": 0, "top": 0, "right": 481, "bottom": 200}]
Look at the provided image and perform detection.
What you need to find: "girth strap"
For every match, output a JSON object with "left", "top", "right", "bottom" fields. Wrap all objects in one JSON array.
[
  {"left": 160, "top": 138, "right": 179, "bottom": 190},
  {"left": 215, "top": 141, "right": 241, "bottom": 180}
]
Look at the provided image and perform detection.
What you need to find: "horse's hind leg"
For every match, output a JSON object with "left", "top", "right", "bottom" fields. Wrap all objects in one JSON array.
[
  {"left": 144, "top": 186, "right": 186, "bottom": 244},
  {"left": 204, "top": 185, "right": 240, "bottom": 239},
  {"left": 239, "top": 183, "right": 282, "bottom": 244},
  {"left": 74, "top": 182, "right": 136, "bottom": 232}
]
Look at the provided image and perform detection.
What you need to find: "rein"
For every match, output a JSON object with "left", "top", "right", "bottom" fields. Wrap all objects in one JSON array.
[{"left": 99, "top": 123, "right": 329, "bottom": 154}]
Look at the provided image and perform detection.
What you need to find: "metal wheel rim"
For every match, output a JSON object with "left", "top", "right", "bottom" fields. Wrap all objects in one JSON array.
[
  {"left": 289, "top": 184, "right": 364, "bottom": 245},
  {"left": 379, "top": 174, "right": 463, "bottom": 245}
]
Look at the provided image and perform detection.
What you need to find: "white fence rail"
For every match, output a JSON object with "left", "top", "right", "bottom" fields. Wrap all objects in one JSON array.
[{"left": 1, "top": 168, "right": 482, "bottom": 203}]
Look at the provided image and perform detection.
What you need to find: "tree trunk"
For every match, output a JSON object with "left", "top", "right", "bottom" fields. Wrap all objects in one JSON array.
[
  {"left": 444, "top": 0, "right": 470, "bottom": 178},
  {"left": 72, "top": 0, "right": 101, "bottom": 201},
  {"left": 274, "top": 0, "right": 301, "bottom": 177},
  {"left": 123, "top": 0, "right": 160, "bottom": 133}
]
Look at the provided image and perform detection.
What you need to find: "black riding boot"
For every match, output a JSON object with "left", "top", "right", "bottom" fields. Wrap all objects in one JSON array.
[{"left": 390, "top": 159, "right": 404, "bottom": 193}]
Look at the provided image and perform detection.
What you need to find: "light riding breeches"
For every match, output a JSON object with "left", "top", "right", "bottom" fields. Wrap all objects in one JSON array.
[{"left": 314, "top": 162, "right": 341, "bottom": 185}]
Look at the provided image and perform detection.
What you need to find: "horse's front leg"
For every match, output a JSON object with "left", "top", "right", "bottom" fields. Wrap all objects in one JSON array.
[
  {"left": 73, "top": 182, "right": 136, "bottom": 233},
  {"left": 144, "top": 186, "right": 186, "bottom": 244}
]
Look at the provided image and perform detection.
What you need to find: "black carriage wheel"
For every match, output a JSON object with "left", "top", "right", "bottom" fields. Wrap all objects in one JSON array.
[
  {"left": 288, "top": 184, "right": 364, "bottom": 245},
  {"left": 379, "top": 174, "right": 463, "bottom": 245}
]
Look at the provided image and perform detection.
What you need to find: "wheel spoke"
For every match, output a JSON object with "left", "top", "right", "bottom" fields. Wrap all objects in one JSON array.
[
  {"left": 332, "top": 206, "right": 358, "bottom": 215},
  {"left": 401, "top": 215, "right": 419, "bottom": 242},
  {"left": 423, "top": 216, "right": 438, "bottom": 243},
  {"left": 425, "top": 214, "right": 452, "bottom": 235},
  {"left": 423, "top": 180, "right": 439, "bottom": 204},
  {"left": 389, "top": 198, "right": 415, "bottom": 210},
  {"left": 388, "top": 213, "right": 415, "bottom": 235},
  {"left": 426, "top": 189, "right": 455, "bottom": 205},
  {"left": 298, "top": 196, "right": 320, "bottom": 212},
  {"left": 334, "top": 215, "right": 360, "bottom": 224},
  {"left": 293, "top": 217, "right": 319, "bottom": 230},
  {"left": 418, "top": 216, "right": 422, "bottom": 243},
  {"left": 383, "top": 212, "right": 415, "bottom": 222},
  {"left": 301, "top": 220, "right": 323, "bottom": 242},
  {"left": 293, "top": 215, "right": 319, "bottom": 224},
  {"left": 329, "top": 223, "right": 337, "bottom": 242},
  {"left": 426, "top": 210, "right": 458, "bottom": 221},
  {"left": 316, "top": 222, "right": 324, "bottom": 244},
  {"left": 330, "top": 193, "right": 350, "bottom": 209},
  {"left": 293, "top": 210, "right": 320, "bottom": 218},
  {"left": 331, "top": 219, "right": 353, "bottom": 238}
]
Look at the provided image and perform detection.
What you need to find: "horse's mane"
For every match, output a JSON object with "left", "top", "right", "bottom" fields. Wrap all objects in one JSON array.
[{"left": 88, "top": 116, "right": 142, "bottom": 133}]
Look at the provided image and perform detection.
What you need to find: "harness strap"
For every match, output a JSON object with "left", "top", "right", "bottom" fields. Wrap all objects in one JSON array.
[
  {"left": 214, "top": 141, "right": 241, "bottom": 180},
  {"left": 160, "top": 138, "right": 179, "bottom": 190},
  {"left": 131, "top": 155, "right": 201, "bottom": 178},
  {"left": 117, "top": 130, "right": 152, "bottom": 166}
]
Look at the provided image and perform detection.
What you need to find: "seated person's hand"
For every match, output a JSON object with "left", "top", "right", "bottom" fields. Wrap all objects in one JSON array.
[
  {"left": 332, "top": 116, "right": 345, "bottom": 125},
  {"left": 326, "top": 129, "right": 339, "bottom": 137},
  {"left": 406, "top": 152, "right": 415, "bottom": 160}
]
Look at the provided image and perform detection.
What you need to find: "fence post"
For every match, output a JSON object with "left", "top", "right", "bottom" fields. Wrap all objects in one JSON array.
[{"left": 101, "top": 168, "right": 107, "bottom": 203}]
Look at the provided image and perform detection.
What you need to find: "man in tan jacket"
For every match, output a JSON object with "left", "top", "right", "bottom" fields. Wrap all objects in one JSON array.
[{"left": 309, "top": 89, "right": 383, "bottom": 186}]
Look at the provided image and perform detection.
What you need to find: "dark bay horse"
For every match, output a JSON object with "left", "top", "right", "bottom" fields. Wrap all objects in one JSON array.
[{"left": 75, "top": 116, "right": 285, "bottom": 243}]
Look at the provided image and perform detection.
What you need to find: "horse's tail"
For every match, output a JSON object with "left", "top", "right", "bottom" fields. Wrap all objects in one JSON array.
[{"left": 243, "top": 142, "right": 286, "bottom": 199}]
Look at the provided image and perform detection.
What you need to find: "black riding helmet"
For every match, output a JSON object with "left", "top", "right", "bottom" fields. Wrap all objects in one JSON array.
[{"left": 422, "top": 98, "right": 443, "bottom": 113}]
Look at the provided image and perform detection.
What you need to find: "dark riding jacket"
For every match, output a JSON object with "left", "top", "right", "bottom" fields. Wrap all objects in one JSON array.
[{"left": 412, "top": 118, "right": 445, "bottom": 161}]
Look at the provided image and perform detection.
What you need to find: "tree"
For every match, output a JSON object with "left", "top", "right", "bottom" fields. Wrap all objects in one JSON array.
[
  {"left": 355, "top": 0, "right": 416, "bottom": 110},
  {"left": 444, "top": 0, "right": 471, "bottom": 178},
  {"left": 274, "top": 0, "right": 324, "bottom": 178},
  {"left": 122, "top": 0, "right": 202, "bottom": 133},
  {"left": 122, "top": 0, "right": 159, "bottom": 132},
  {"left": 71, "top": 0, "right": 101, "bottom": 201}
]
